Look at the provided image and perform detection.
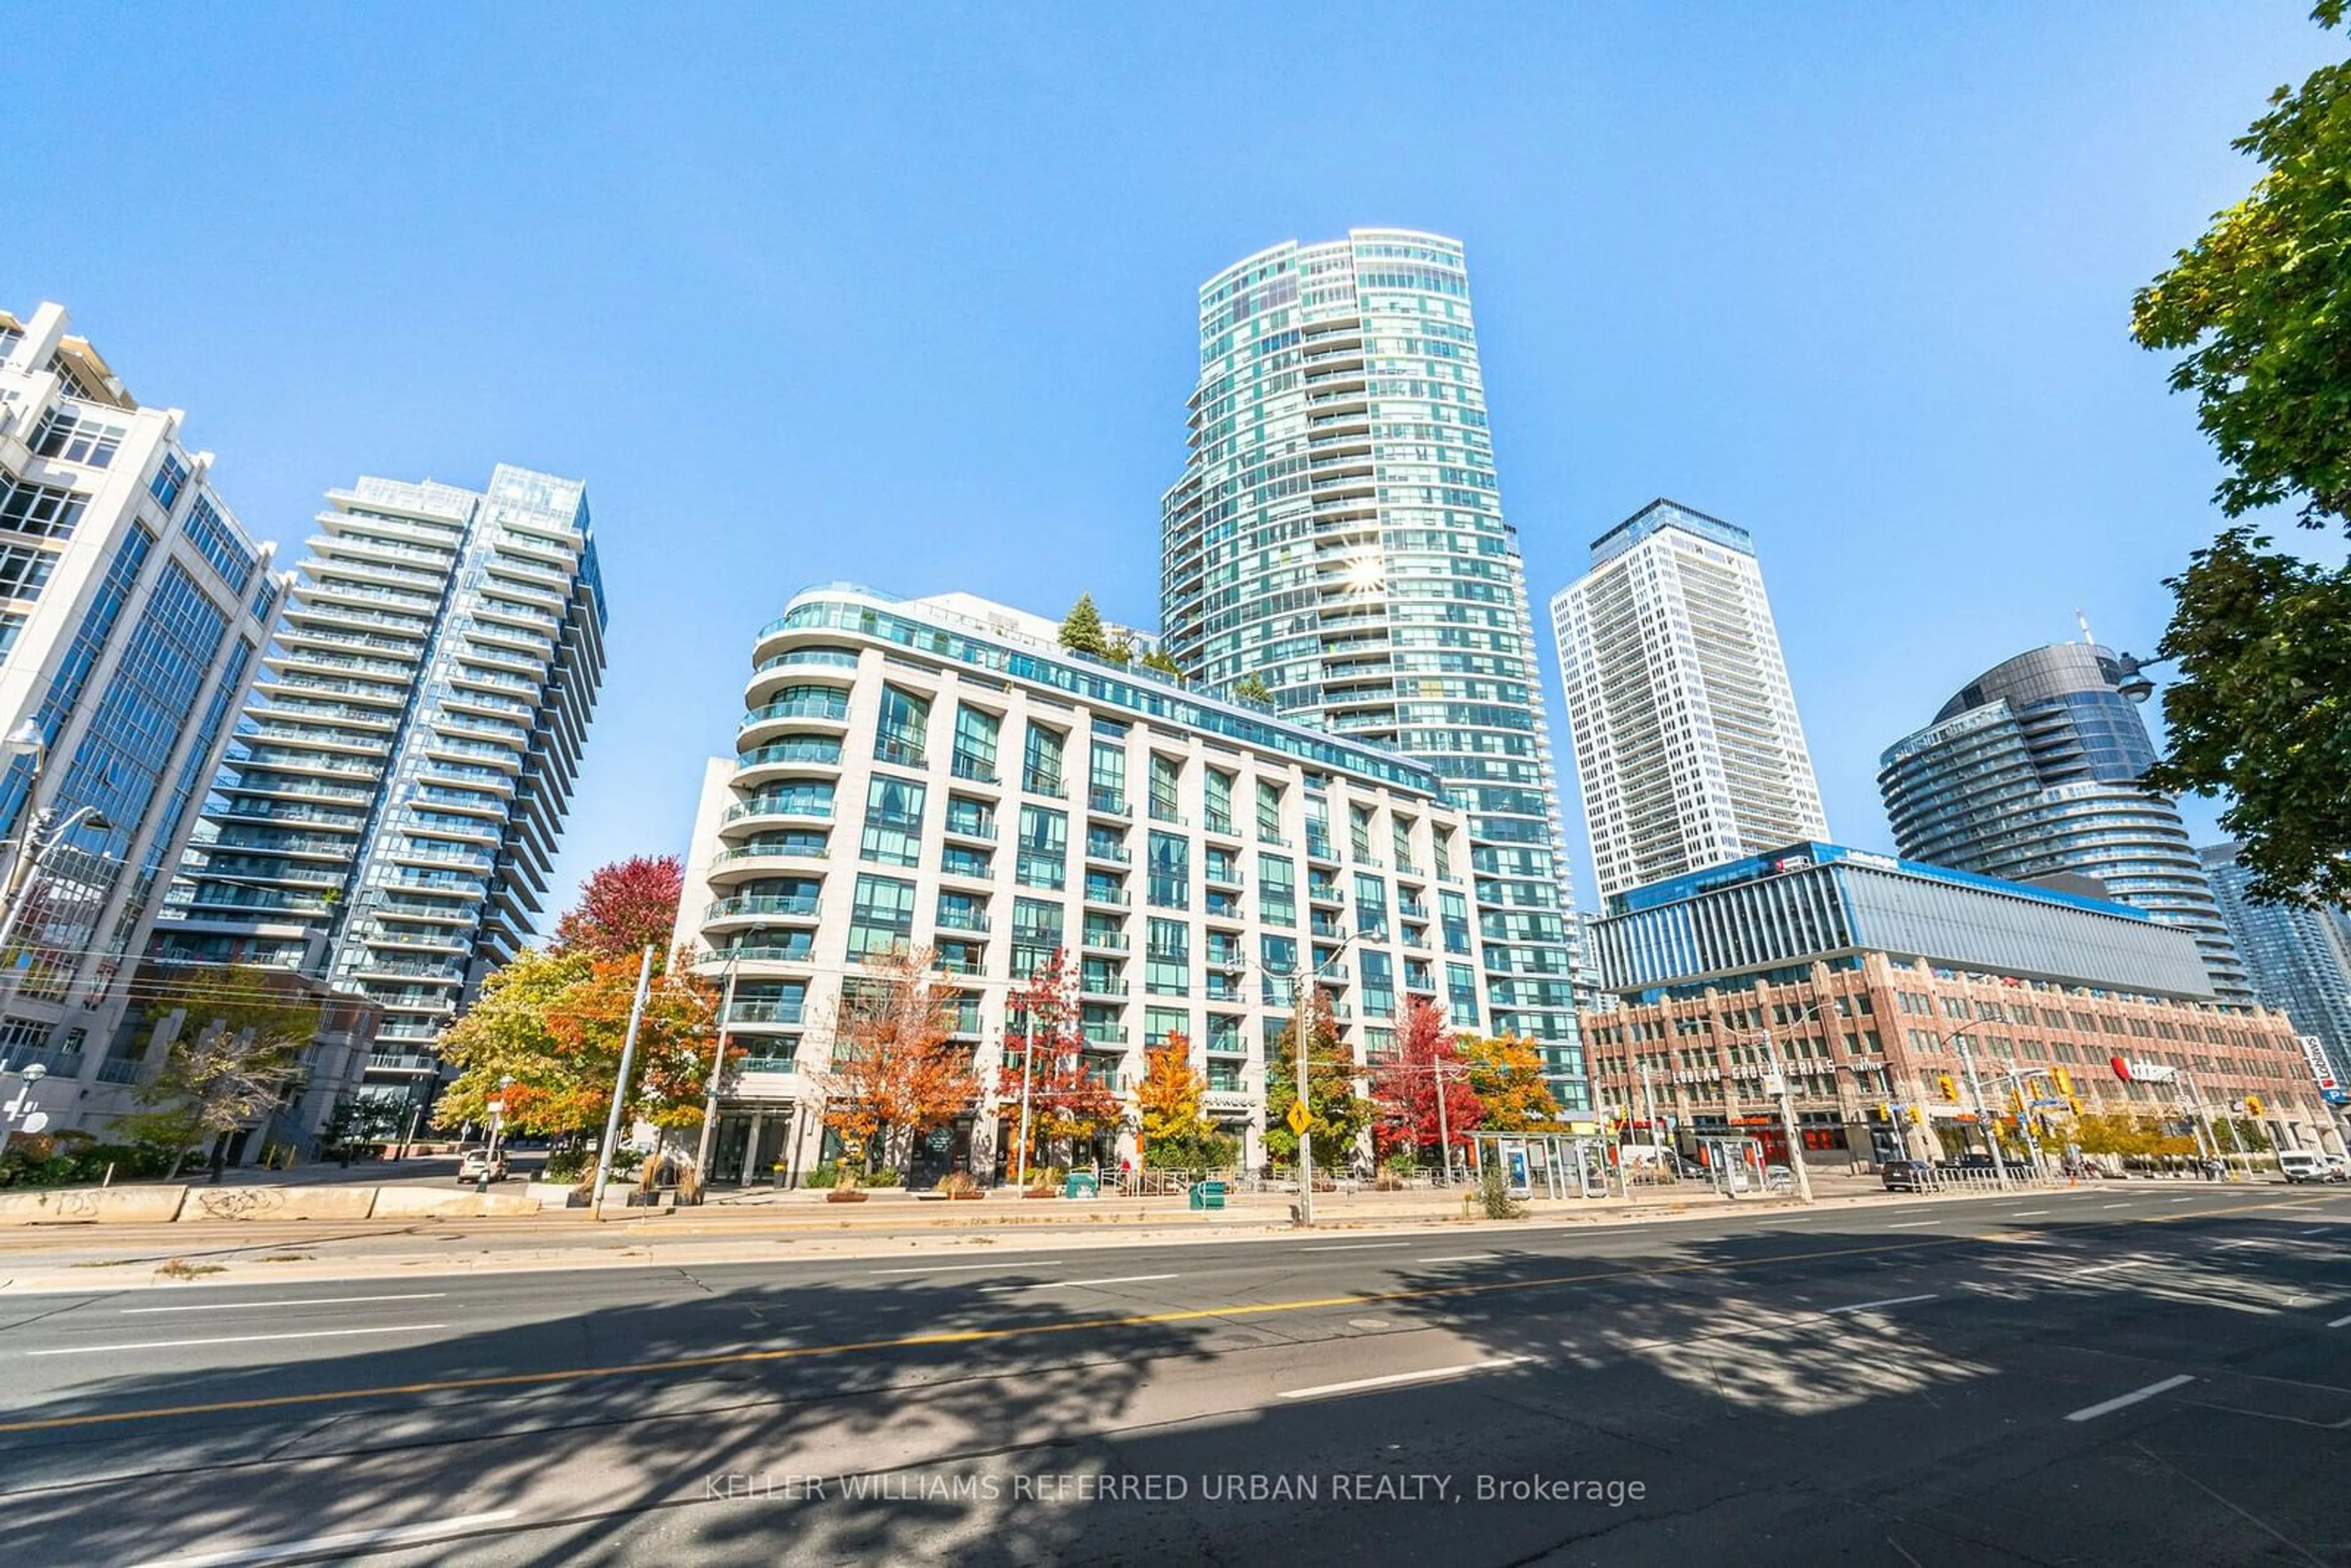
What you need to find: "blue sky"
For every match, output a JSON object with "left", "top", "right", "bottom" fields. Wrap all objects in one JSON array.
[{"left": 7, "top": 4, "right": 2339, "bottom": 927}]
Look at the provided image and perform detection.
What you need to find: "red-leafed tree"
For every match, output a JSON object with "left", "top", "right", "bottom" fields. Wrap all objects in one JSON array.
[
  {"left": 1369, "top": 997, "right": 1483, "bottom": 1165},
  {"left": 555, "top": 854, "right": 686, "bottom": 962},
  {"left": 994, "top": 948, "right": 1120, "bottom": 1177}
]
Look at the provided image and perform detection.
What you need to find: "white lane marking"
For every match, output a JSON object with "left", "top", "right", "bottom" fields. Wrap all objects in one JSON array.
[
  {"left": 28, "top": 1322, "right": 446, "bottom": 1357},
  {"left": 1824, "top": 1293, "right": 1940, "bottom": 1315},
  {"left": 1417, "top": 1253, "right": 1500, "bottom": 1263},
  {"left": 2072, "top": 1259, "right": 2146, "bottom": 1276},
  {"left": 127, "top": 1510, "right": 520, "bottom": 1567},
  {"left": 2169, "top": 1197, "right": 2195, "bottom": 1204},
  {"left": 2102, "top": 1203, "right": 2130, "bottom": 1210},
  {"left": 1884, "top": 1221, "right": 1938, "bottom": 1229},
  {"left": 978, "top": 1274, "right": 1178, "bottom": 1294},
  {"left": 120, "top": 1292, "right": 447, "bottom": 1315},
  {"left": 2327, "top": 1314, "right": 2351, "bottom": 1329},
  {"left": 2303, "top": 1228, "right": 2336, "bottom": 1237},
  {"left": 2065, "top": 1374, "right": 2196, "bottom": 1422},
  {"left": 1304, "top": 1242, "right": 1410, "bottom": 1252},
  {"left": 2012, "top": 1210, "right": 2050, "bottom": 1217},
  {"left": 1277, "top": 1355, "right": 1534, "bottom": 1400},
  {"left": 869, "top": 1264, "right": 1004, "bottom": 1275}
]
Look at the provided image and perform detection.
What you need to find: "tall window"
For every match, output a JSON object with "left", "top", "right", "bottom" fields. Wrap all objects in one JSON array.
[
  {"left": 1024, "top": 722, "right": 1065, "bottom": 797},
  {"left": 1260, "top": 934, "right": 1297, "bottom": 1005},
  {"left": 1433, "top": 831, "right": 1453, "bottom": 880},
  {"left": 944, "top": 794, "right": 994, "bottom": 839},
  {"left": 1012, "top": 897, "right": 1063, "bottom": 976},
  {"left": 1392, "top": 816, "right": 1415, "bottom": 871},
  {"left": 1305, "top": 796, "right": 1332, "bottom": 858},
  {"left": 1258, "top": 853, "right": 1295, "bottom": 928},
  {"left": 1354, "top": 872, "right": 1389, "bottom": 934},
  {"left": 1149, "top": 754, "right": 1183, "bottom": 822},
  {"left": 1146, "top": 918, "right": 1189, "bottom": 996},
  {"left": 1448, "top": 962, "right": 1479, "bottom": 1019},
  {"left": 1147, "top": 830, "right": 1189, "bottom": 909},
  {"left": 1146, "top": 1006, "right": 1190, "bottom": 1046},
  {"left": 1349, "top": 805, "right": 1374, "bottom": 861},
  {"left": 1089, "top": 742, "right": 1127, "bottom": 812},
  {"left": 1204, "top": 768, "right": 1234, "bottom": 835},
  {"left": 1256, "top": 779, "right": 1284, "bottom": 840},
  {"left": 874, "top": 685, "right": 929, "bottom": 768},
  {"left": 1440, "top": 890, "right": 1472, "bottom": 956},
  {"left": 859, "top": 775, "right": 926, "bottom": 866},
  {"left": 1360, "top": 949, "right": 1395, "bottom": 1019},
  {"left": 847, "top": 874, "right": 916, "bottom": 958},
  {"left": 951, "top": 703, "right": 999, "bottom": 782},
  {"left": 1017, "top": 804, "right": 1068, "bottom": 889}
]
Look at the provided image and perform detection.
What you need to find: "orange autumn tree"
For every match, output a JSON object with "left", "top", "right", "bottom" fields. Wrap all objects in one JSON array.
[
  {"left": 434, "top": 943, "right": 719, "bottom": 1140},
  {"left": 819, "top": 947, "right": 980, "bottom": 1179},
  {"left": 1136, "top": 1030, "right": 1226, "bottom": 1170},
  {"left": 992, "top": 948, "right": 1119, "bottom": 1176}
]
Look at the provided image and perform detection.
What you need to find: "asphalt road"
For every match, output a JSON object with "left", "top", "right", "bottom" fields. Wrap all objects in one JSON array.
[{"left": 1, "top": 1185, "right": 2345, "bottom": 1566}]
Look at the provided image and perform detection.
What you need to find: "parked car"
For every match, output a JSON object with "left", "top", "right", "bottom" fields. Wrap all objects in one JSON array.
[
  {"left": 457, "top": 1147, "right": 510, "bottom": 1184},
  {"left": 2279, "top": 1150, "right": 2345, "bottom": 1185},
  {"left": 1881, "top": 1158, "right": 1933, "bottom": 1193}
]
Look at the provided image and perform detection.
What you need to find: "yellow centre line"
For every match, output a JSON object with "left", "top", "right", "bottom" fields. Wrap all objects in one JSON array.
[{"left": 0, "top": 1193, "right": 2306, "bottom": 1436}]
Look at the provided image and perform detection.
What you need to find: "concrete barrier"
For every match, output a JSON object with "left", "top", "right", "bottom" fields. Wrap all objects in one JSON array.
[
  {"left": 177, "top": 1187, "right": 380, "bottom": 1223},
  {"left": 369, "top": 1187, "right": 538, "bottom": 1220},
  {"left": 0, "top": 1185, "right": 190, "bottom": 1225},
  {"left": 525, "top": 1181, "right": 583, "bottom": 1210}
]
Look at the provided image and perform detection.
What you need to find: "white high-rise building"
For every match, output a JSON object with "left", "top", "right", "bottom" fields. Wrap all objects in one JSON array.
[
  {"left": 0, "top": 302, "right": 285, "bottom": 1117},
  {"left": 1551, "top": 500, "right": 1828, "bottom": 901},
  {"left": 157, "top": 466, "right": 608, "bottom": 1120}
]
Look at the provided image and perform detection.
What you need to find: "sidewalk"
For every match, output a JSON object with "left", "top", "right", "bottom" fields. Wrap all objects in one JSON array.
[{"left": 0, "top": 1174, "right": 1965, "bottom": 1296}]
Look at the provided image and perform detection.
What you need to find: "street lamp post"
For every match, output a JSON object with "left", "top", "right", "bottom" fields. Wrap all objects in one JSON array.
[
  {"left": 1953, "top": 1035, "right": 2011, "bottom": 1192},
  {"left": 0, "top": 1062, "right": 50, "bottom": 1158},
  {"left": 478, "top": 1073, "right": 514, "bottom": 1193},
  {"left": 1756, "top": 1030, "right": 1816, "bottom": 1205},
  {"left": 694, "top": 953, "right": 740, "bottom": 1180}
]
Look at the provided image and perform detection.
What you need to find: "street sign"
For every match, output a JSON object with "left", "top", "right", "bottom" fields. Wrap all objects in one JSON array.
[{"left": 1284, "top": 1101, "right": 1312, "bottom": 1137}]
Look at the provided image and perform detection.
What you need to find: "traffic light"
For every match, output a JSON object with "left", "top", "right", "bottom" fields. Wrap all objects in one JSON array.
[
  {"left": 2053, "top": 1068, "right": 2074, "bottom": 1097},
  {"left": 1874, "top": 1102, "right": 1892, "bottom": 1122},
  {"left": 1906, "top": 1105, "right": 1924, "bottom": 1125},
  {"left": 2067, "top": 1097, "right": 2083, "bottom": 1116},
  {"left": 2246, "top": 1095, "right": 2264, "bottom": 1118},
  {"left": 1936, "top": 1073, "right": 1957, "bottom": 1101}
]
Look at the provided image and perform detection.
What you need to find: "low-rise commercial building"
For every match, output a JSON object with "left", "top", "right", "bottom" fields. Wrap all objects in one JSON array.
[
  {"left": 672, "top": 585, "right": 1493, "bottom": 1183},
  {"left": 1581, "top": 842, "right": 2336, "bottom": 1165}
]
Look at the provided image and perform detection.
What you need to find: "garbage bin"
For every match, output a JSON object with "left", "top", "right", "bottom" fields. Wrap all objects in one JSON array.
[
  {"left": 1065, "top": 1171, "right": 1101, "bottom": 1200},
  {"left": 1188, "top": 1180, "right": 1227, "bottom": 1211}
]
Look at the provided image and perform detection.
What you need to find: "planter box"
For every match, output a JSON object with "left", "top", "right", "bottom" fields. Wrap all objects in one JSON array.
[
  {"left": 950, "top": 1190, "right": 984, "bottom": 1200},
  {"left": 825, "top": 1188, "right": 869, "bottom": 1203},
  {"left": 1022, "top": 1188, "right": 1059, "bottom": 1199}
]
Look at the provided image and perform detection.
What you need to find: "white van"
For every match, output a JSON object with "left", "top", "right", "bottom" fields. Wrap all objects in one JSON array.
[{"left": 2278, "top": 1150, "right": 2343, "bottom": 1184}]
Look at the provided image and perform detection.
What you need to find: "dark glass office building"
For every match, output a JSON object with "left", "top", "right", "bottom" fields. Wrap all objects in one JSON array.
[
  {"left": 2203, "top": 841, "right": 2351, "bottom": 1082},
  {"left": 1877, "top": 641, "right": 2248, "bottom": 999}
]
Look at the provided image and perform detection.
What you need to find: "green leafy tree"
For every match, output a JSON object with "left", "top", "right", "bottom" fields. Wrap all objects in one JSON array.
[
  {"left": 2131, "top": 6, "right": 2351, "bottom": 901},
  {"left": 116, "top": 966, "right": 318, "bottom": 1179},
  {"left": 1265, "top": 989, "right": 1370, "bottom": 1171},
  {"left": 1138, "top": 648, "right": 1184, "bottom": 678},
  {"left": 1058, "top": 593, "right": 1110, "bottom": 657},
  {"left": 1232, "top": 673, "right": 1273, "bottom": 704},
  {"left": 1104, "top": 629, "right": 1134, "bottom": 666}
]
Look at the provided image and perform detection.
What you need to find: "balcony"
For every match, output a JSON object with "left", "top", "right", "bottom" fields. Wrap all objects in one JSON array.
[
  {"left": 1087, "top": 789, "right": 1130, "bottom": 820},
  {"left": 1205, "top": 866, "right": 1243, "bottom": 891},
  {"left": 950, "top": 754, "right": 1000, "bottom": 786},
  {"left": 1081, "top": 977, "right": 1130, "bottom": 997},
  {"left": 1082, "top": 928, "right": 1130, "bottom": 952},
  {"left": 1022, "top": 770, "right": 1067, "bottom": 800},
  {"left": 936, "top": 906, "right": 991, "bottom": 934},
  {"left": 364, "top": 1052, "right": 440, "bottom": 1075},
  {"left": 724, "top": 795, "right": 833, "bottom": 827},
  {"left": 1307, "top": 883, "right": 1343, "bottom": 907},
  {"left": 873, "top": 735, "right": 928, "bottom": 770},
  {"left": 1084, "top": 839, "right": 1131, "bottom": 865},
  {"left": 706, "top": 895, "right": 822, "bottom": 923},
  {"left": 726, "top": 999, "right": 805, "bottom": 1026},
  {"left": 1083, "top": 885, "right": 1131, "bottom": 908}
]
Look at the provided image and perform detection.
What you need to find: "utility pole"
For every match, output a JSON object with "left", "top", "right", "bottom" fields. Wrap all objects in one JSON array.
[
  {"left": 1758, "top": 1030, "right": 1815, "bottom": 1204},
  {"left": 1955, "top": 1036, "right": 2010, "bottom": 1192},
  {"left": 694, "top": 956, "right": 739, "bottom": 1180},
  {"left": 1292, "top": 973, "right": 1315, "bottom": 1227},
  {"left": 589, "top": 945, "right": 656, "bottom": 1217},
  {"left": 1434, "top": 1059, "right": 1453, "bottom": 1187}
]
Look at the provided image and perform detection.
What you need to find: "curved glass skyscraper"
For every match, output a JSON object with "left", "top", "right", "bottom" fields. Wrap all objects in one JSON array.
[
  {"left": 1878, "top": 640, "right": 2248, "bottom": 999},
  {"left": 1159, "top": 231, "right": 1583, "bottom": 1098}
]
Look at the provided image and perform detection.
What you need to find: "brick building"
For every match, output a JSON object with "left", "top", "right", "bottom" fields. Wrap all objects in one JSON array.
[{"left": 1580, "top": 843, "right": 2342, "bottom": 1167}]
